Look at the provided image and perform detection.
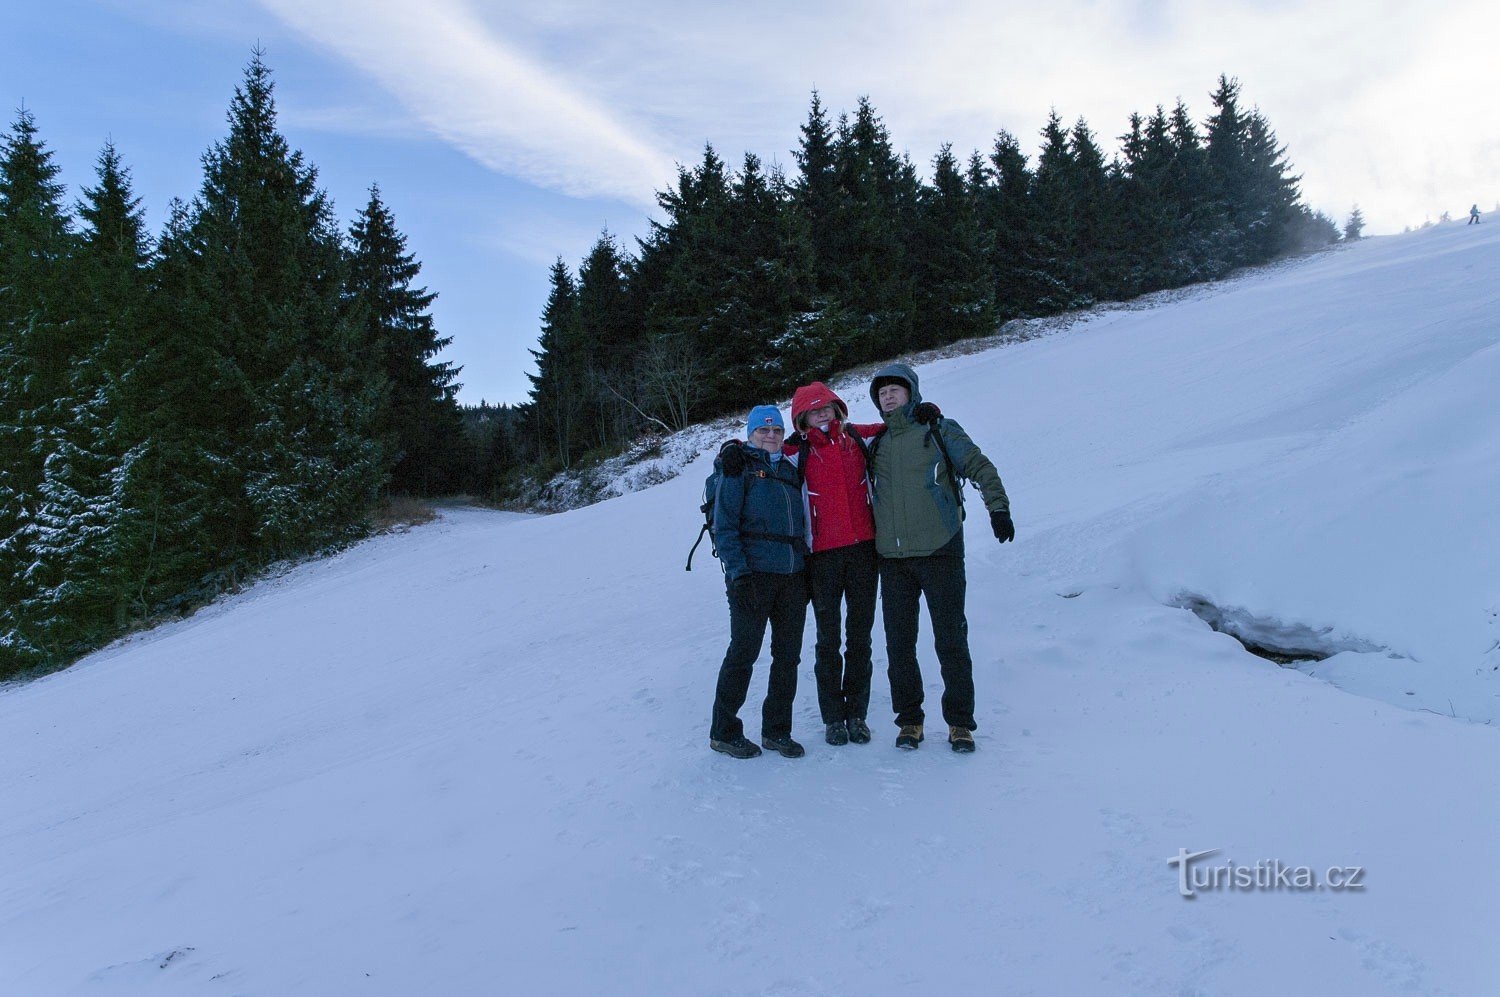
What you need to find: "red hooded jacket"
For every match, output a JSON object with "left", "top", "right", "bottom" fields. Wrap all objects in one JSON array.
[{"left": 788, "top": 382, "right": 883, "bottom": 553}]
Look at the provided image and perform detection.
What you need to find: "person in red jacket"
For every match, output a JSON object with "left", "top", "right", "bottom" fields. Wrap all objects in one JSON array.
[{"left": 789, "top": 382, "right": 885, "bottom": 746}]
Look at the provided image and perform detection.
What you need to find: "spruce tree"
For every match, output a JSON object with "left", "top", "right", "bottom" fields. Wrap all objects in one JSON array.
[
  {"left": 1031, "top": 110, "right": 1091, "bottom": 309},
  {"left": 1240, "top": 108, "right": 1304, "bottom": 258},
  {"left": 722, "top": 153, "right": 816, "bottom": 394},
  {"left": 642, "top": 146, "right": 742, "bottom": 401},
  {"left": 526, "top": 259, "right": 585, "bottom": 468},
  {"left": 127, "top": 198, "right": 232, "bottom": 610},
  {"left": 912, "top": 144, "right": 994, "bottom": 347},
  {"left": 348, "top": 186, "right": 463, "bottom": 495},
  {"left": 1167, "top": 98, "right": 1229, "bottom": 279},
  {"left": 1204, "top": 75, "right": 1255, "bottom": 266},
  {"left": 0, "top": 108, "right": 74, "bottom": 673},
  {"left": 791, "top": 92, "right": 845, "bottom": 305},
  {"left": 21, "top": 142, "right": 152, "bottom": 658},
  {"left": 170, "top": 52, "right": 386, "bottom": 567},
  {"left": 1344, "top": 205, "right": 1365, "bottom": 241},
  {"left": 833, "top": 97, "right": 921, "bottom": 355},
  {"left": 575, "top": 230, "right": 637, "bottom": 447},
  {"left": 1067, "top": 117, "right": 1118, "bottom": 299},
  {"left": 976, "top": 130, "right": 1057, "bottom": 318}
]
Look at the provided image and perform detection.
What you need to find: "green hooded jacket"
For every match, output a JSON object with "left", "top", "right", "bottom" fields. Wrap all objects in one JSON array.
[{"left": 868, "top": 362, "right": 1009, "bottom": 558}]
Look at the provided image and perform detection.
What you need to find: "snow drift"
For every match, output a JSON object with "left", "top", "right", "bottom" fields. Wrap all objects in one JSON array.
[{"left": 3, "top": 221, "right": 1499, "bottom": 995}]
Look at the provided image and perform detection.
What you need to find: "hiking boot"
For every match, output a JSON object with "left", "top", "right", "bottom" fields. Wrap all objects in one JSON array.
[
  {"left": 825, "top": 721, "right": 849, "bottom": 746},
  {"left": 710, "top": 735, "right": 762, "bottom": 759},
  {"left": 847, "top": 718, "right": 872, "bottom": 744},
  {"left": 895, "top": 724, "right": 924, "bottom": 750},
  {"left": 761, "top": 735, "right": 806, "bottom": 758},
  {"left": 948, "top": 726, "right": 976, "bottom": 753}
]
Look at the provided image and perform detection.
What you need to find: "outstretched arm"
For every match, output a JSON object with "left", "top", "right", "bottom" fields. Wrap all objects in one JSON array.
[{"left": 940, "top": 419, "right": 1010, "bottom": 515}]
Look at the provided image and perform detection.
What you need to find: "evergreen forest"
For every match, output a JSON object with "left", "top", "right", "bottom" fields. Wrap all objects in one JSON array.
[
  {"left": 2, "top": 56, "right": 1343, "bottom": 679},
  {"left": 495, "top": 76, "right": 1342, "bottom": 484},
  {"left": 1, "top": 55, "right": 463, "bottom": 677}
]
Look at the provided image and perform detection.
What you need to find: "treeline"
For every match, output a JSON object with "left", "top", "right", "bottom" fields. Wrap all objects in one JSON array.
[
  {"left": 483, "top": 75, "right": 1340, "bottom": 482},
  {"left": 0, "top": 55, "right": 463, "bottom": 678}
]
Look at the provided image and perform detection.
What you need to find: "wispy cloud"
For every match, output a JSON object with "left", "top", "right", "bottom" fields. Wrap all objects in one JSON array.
[
  {"left": 280, "top": 102, "right": 428, "bottom": 142},
  {"left": 260, "top": 0, "right": 1499, "bottom": 232},
  {"left": 255, "top": 0, "right": 678, "bottom": 207},
  {"left": 455, "top": 0, "right": 1500, "bottom": 232}
]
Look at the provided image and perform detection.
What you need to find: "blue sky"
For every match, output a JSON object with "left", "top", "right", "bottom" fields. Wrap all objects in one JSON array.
[{"left": 5, "top": 0, "right": 1495, "bottom": 405}]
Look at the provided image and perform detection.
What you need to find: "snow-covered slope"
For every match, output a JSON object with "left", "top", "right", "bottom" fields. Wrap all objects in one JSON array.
[{"left": 4, "top": 222, "right": 1499, "bottom": 995}]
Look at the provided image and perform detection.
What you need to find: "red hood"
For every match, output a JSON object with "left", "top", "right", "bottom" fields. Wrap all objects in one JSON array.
[{"left": 791, "top": 382, "right": 848, "bottom": 429}]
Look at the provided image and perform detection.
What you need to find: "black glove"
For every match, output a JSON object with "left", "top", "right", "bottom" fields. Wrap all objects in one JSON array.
[
  {"left": 990, "top": 509, "right": 1015, "bottom": 543},
  {"left": 913, "top": 401, "right": 942, "bottom": 425},
  {"left": 718, "top": 440, "right": 746, "bottom": 476},
  {"left": 784, "top": 430, "right": 806, "bottom": 451},
  {"left": 729, "top": 575, "right": 755, "bottom": 611}
]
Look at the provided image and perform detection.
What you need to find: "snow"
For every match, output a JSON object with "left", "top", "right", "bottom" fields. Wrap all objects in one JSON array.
[{"left": 4, "top": 220, "right": 1500, "bottom": 994}]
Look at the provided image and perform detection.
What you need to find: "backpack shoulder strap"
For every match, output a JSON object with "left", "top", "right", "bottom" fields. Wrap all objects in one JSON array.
[
  {"left": 925, "top": 420, "right": 966, "bottom": 520},
  {"left": 782, "top": 437, "right": 805, "bottom": 486},
  {"left": 860, "top": 426, "right": 886, "bottom": 466}
]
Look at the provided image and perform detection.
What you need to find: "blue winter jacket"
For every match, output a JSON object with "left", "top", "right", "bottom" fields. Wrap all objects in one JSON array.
[{"left": 714, "top": 444, "right": 807, "bottom": 582}]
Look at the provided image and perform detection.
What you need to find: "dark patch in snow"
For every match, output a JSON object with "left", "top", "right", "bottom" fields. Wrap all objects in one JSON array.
[{"left": 1174, "top": 594, "right": 1387, "bottom": 665}]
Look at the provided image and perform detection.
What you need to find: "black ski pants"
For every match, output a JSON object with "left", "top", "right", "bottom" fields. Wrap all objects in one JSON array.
[
  {"left": 879, "top": 533, "right": 975, "bottom": 731},
  {"left": 711, "top": 571, "right": 807, "bottom": 741},
  {"left": 809, "top": 540, "right": 878, "bottom": 723}
]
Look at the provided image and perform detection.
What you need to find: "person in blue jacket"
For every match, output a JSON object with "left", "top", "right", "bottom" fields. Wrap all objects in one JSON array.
[{"left": 709, "top": 405, "right": 809, "bottom": 759}]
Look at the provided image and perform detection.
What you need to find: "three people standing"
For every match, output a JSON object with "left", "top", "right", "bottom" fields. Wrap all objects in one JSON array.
[{"left": 708, "top": 365, "right": 1013, "bottom": 756}]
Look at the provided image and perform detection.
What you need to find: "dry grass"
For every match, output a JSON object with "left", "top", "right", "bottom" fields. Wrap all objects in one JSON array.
[{"left": 371, "top": 495, "right": 439, "bottom": 533}]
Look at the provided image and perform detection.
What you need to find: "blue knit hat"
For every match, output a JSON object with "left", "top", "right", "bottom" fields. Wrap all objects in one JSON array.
[{"left": 746, "top": 404, "right": 785, "bottom": 435}]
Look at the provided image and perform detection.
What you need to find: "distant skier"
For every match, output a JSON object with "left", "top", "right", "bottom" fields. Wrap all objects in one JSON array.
[
  {"left": 866, "top": 363, "right": 1012, "bottom": 753},
  {"left": 707, "top": 405, "right": 808, "bottom": 760},
  {"left": 1470, "top": 204, "right": 1482, "bottom": 225}
]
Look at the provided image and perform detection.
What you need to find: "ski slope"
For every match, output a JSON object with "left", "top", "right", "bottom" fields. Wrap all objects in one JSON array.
[{"left": 4, "top": 222, "right": 1499, "bottom": 995}]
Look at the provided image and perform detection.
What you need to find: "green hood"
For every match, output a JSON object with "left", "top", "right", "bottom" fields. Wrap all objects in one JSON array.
[{"left": 869, "top": 362, "right": 922, "bottom": 416}]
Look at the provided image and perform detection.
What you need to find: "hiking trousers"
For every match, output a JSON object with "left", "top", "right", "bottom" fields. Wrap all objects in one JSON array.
[
  {"left": 809, "top": 540, "right": 878, "bottom": 723},
  {"left": 711, "top": 571, "right": 807, "bottom": 741},
  {"left": 879, "top": 533, "right": 976, "bottom": 730}
]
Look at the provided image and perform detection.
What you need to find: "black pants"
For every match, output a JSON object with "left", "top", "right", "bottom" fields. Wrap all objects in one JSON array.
[
  {"left": 879, "top": 533, "right": 975, "bottom": 730},
  {"left": 711, "top": 571, "right": 807, "bottom": 741},
  {"left": 809, "top": 540, "right": 878, "bottom": 723}
]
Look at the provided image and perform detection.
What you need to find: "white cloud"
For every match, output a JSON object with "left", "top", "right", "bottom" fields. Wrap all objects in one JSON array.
[
  {"left": 280, "top": 102, "right": 428, "bottom": 142},
  {"left": 471, "top": 0, "right": 1500, "bottom": 233},
  {"left": 255, "top": 0, "right": 679, "bottom": 207},
  {"left": 262, "top": 0, "right": 1500, "bottom": 233}
]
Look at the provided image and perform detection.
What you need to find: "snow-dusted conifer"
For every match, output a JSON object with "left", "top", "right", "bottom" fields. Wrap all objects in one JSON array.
[
  {"left": 175, "top": 52, "right": 386, "bottom": 563},
  {"left": 0, "top": 108, "right": 74, "bottom": 676}
]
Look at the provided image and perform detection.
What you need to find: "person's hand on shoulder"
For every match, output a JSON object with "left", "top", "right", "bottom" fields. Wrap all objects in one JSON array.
[
  {"left": 913, "top": 401, "right": 942, "bottom": 425},
  {"left": 719, "top": 440, "right": 747, "bottom": 476}
]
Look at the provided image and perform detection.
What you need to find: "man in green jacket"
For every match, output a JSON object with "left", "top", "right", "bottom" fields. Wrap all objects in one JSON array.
[{"left": 867, "top": 362, "right": 1013, "bottom": 752}]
